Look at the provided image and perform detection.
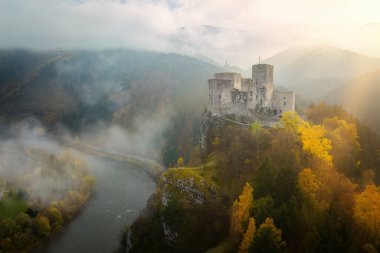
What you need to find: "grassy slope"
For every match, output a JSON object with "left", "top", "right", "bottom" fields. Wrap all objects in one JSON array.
[{"left": 0, "top": 192, "right": 27, "bottom": 220}]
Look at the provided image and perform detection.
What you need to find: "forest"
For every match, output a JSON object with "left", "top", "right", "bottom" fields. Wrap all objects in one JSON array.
[
  {"left": 122, "top": 103, "right": 380, "bottom": 253},
  {"left": 0, "top": 149, "right": 95, "bottom": 253}
]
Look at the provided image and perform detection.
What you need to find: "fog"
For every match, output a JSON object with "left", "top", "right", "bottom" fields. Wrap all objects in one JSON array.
[
  {"left": 0, "top": 103, "right": 171, "bottom": 205},
  {"left": 0, "top": 0, "right": 379, "bottom": 68},
  {"left": 0, "top": 121, "right": 66, "bottom": 205},
  {"left": 78, "top": 110, "right": 172, "bottom": 160}
]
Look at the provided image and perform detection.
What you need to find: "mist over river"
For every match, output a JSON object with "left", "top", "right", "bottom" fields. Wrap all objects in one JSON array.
[{"left": 32, "top": 153, "right": 156, "bottom": 253}]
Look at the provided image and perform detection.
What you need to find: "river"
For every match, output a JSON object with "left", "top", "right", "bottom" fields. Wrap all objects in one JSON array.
[{"left": 32, "top": 153, "right": 156, "bottom": 253}]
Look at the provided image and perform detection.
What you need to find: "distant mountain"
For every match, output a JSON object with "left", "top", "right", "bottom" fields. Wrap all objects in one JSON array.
[
  {"left": 0, "top": 49, "right": 221, "bottom": 125},
  {"left": 262, "top": 46, "right": 380, "bottom": 100},
  {"left": 325, "top": 69, "right": 380, "bottom": 133}
]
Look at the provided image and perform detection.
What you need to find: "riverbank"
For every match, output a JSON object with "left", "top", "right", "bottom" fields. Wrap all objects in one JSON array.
[
  {"left": 32, "top": 154, "right": 156, "bottom": 253},
  {"left": 48, "top": 135, "right": 165, "bottom": 181}
]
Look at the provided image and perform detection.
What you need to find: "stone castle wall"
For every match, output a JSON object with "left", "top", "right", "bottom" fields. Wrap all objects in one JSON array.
[{"left": 207, "top": 63, "right": 295, "bottom": 126}]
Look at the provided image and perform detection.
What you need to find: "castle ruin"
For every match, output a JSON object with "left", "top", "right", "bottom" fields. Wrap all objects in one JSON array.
[{"left": 207, "top": 64, "right": 295, "bottom": 126}]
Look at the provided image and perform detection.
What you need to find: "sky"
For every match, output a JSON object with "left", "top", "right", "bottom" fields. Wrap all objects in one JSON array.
[{"left": 0, "top": 0, "right": 379, "bottom": 68}]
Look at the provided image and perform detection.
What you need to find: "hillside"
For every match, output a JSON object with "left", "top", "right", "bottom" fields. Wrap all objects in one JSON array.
[
  {"left": 0, "top": 49, "right": 224, "bottom": 165},
  {"left": 325, "top": 69, "right": 380, "bottom": 133},
  {"left": 262, "top": 46, "right": 380, "bottom": 100},
  {"left": 121, "top": 106, "right": 380, "bottom": 253}
]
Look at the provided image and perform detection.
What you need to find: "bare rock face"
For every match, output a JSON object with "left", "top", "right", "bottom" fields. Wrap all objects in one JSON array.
[{"left": 158, "top": 168, "right": 217, "bottom": 244}]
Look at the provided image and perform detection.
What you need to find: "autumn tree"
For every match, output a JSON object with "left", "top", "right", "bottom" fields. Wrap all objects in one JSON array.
[
  {"left": 43, "top": 206, "right": 63, "bottom": 232},
  {"left": 323, "top": 117, "right": 361, "bottom": 178},
  {"left": 239, "top": 218, "right": 256, "bottom": 253},
  {"left": 297, "top": 122, "right": 333, "bottom": 166},
  {"left": 280, "top": 111, "right": 304, "bottom": 131},
  {"left": 253, "top": 218, "right": 286, "bottom": 253},
  {"left": 354, "top": 185, "right": 380, "bottom": 248},
  {"left": 230, "top": 183, "right": 254, "bottom": 238},
  {"left": 32, "top": 215, "right": 51, "bottom": 238}
]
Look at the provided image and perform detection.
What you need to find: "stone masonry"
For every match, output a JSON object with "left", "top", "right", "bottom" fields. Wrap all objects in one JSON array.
[{"left": 207, "top": 64, "right": 295, "bottom": 126}]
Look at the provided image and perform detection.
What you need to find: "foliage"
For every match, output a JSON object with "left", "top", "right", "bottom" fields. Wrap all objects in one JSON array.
[
  {"left": 253, "top": 218, "right": 286, "bottom": 253},
  {"left": 176, "top": 157, "right": 184, "bottom": 167},
  {"left": 0, "top": 193, "right": 28, "bottom": 220},
  {"left": 0, "top": 150, "right": 95, "bottom": 253},
  {"left": 280, "top": 111, "right": 304, "bottom": 130},
  {"left": 297, "top": 122, "right": 333, "bottom": 165},
  {"left": 230, "top": 183, "right": 254, "bottom": 237},
  {"left": 125, "top": 104, "right": 380, "bottom": 253},
  {"left": 354, "top": 185, "right": 380, "bottom": 248},
  {"left": 323, "top": 117, "right": 361, "bottom": 178},
  {"left": 239, "top": 217, "right": 256, "bottom": 253}
]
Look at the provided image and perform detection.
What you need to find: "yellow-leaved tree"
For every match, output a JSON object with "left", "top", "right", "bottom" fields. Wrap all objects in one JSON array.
[
  {"left": 280, "top": 111, "right": 333, "bottom": 166},
  {"left": 239, "top": 217, "right": 256, "bottom": 253},
  {"left": 354, "top": 185, "right": 380, "bottom": 248},
  {"left": 230, "top": 182, "right": 254, "bottom": 237},
  {"left": 297, "top": 122, "right": 333, "bottom": 165},
  {"left": 323, "top": 117, "right": 361, "bottom": 176},
  {"left": 280, "top": 111, "right": 304, "bottom": 131},
  {"left": 297, "top": 168, "right": 329, "bottom": 210},
  {"left": 230, "top": 182, "right": 257, "bottom": 253}
]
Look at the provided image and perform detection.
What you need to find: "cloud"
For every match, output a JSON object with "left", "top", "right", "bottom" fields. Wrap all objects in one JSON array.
[
  {"left": 0, "top": 0, "right": 379, "bottom": 67},
  {"left": 0, "top": 0, "right": 177, "bottom": 50}
]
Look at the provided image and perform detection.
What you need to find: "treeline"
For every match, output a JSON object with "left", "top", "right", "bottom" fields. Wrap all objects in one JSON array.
[
  {"left": 123, "top": 103, "right": 380, "bottom": 253},
  {"left": 0, "top": 150, "right": 95, "bottom": 253}
]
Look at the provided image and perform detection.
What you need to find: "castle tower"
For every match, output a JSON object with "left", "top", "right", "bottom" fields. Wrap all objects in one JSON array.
[
  {"left": 207, "top": 63, "right": 295, "bottom": 124},
  {"left": 252, "top": 64, "right": 274, "bottom": 107},
  {"left": 208, "top": 73, "right": 240, "bottom": 116}
]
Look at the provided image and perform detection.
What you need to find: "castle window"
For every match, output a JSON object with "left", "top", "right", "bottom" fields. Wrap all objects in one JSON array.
[
  {"left": 284, "top": 102, "right": 286, "bottom": 106},
  {"left": 256, "top": 95, "right": 258, "bottom": 99},
  {"left": 260, "top": 99, "right": 263, "bottom": 105},
  {"left": 219, "top": 95, "right": 221, "bottom": 99},
  {"left": 250, "top": 91, "right": 253, "bottom": 96}
]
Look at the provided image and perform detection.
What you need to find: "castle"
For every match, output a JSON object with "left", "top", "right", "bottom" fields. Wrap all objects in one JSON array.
[{"left": 207, "top": 64, "right": 295, "bottom": 126}]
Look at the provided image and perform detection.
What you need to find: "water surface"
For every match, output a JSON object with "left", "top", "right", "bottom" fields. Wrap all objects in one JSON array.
[{"left": 33, "top": 154, "right": 156, "bottom": 253}]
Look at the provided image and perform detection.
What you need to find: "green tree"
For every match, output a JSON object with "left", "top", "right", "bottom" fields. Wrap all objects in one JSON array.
[
  {"left": 0, "top": 219, "right": 17, "bottom": 238},
  {"left": 254, "top": 158, "right": 276, "bottom": 199},
  {"left": 15, "top": 213, "right": 32, "bottom": 231},
  {"left": 1, "top": 237, "right": 12, "bottom": 251},
  {"left": 252, "top": 196, "right": 275, "bottom": 226}
]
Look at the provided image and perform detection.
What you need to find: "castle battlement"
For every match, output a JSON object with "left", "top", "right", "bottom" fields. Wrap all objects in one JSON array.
[{"left": 207, "top": 64, "right": 295, "bottom": 125}]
